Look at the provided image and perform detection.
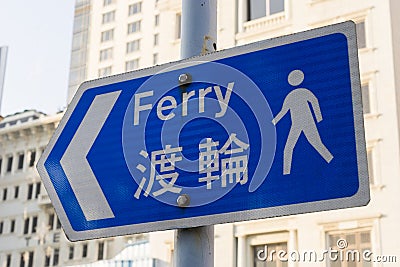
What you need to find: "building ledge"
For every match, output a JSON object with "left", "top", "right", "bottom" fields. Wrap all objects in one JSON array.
[
  {"left": 236, "top": 13, "right": 291, "bottom": 42},
  {"left": 38, "top": 193, "right": 52, "bottom": 207}
]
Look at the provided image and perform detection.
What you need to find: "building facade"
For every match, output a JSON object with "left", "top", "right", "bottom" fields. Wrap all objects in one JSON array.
[
  {"left": 0, "top": 111, "right": 161, "bottom": 267},
  {"left": 0, "top": 46, "right": 8, "bottom": 113},
  {"left": 1, "top": 0, "right": 398, "bottom": 266}
]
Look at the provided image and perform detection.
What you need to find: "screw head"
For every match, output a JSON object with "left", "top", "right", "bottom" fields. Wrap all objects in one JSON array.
[
  {"left": 177, "top": 194, "right": 190, "bottom": 207},
  {"left": 178, "top": 73, "right": 189, "bottom": 83}
]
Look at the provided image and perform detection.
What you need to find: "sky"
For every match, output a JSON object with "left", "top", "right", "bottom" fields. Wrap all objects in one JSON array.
[{"left": 0, "top": 1, "right": 75, "bottom": 116}]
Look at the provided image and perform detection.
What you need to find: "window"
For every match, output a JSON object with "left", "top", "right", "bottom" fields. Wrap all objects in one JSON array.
[
  {"left": 23, "top": 218, "right": 29, "bottom": 234},
  {"left": 126, "top": 40, "right": 140, "bottom": 53},
  {"left": 31, "top": 216, "right": 37, "bottom": 234},
  {"left": 48, "top": 213, "right": 54, "bottom": 229},
  {"left": 247, "top": 0, "right": 285, "bottom": 21},
  {"left": 23, "top": 216, "right": 38, "bottom": 235},
  {"left": 356, "top": 21, "right": 366, "bottom": 49},
  {"left": 53, "top": 248, "right": 59, "bottom": 266},
  {"left": 14, "top": 186, "right": 19, "bottom": 199},
  {"left": 328, "top": 230, "right": 371, "bottom": 267},
  {"left": 69, "top": 246, "right": 74, "bottom": 260},
  {"left": 176, "top": 13, "right": 181, "bottom": 39},
  {"left": 103, "top": 0, "right": 114, "bottom": 6},
  {"left": 2, "top": 188, "right": 7, "bottom": 201},
  {"left": 28, "top": 150, "right": 36, "bottom": 167},
  {"left": 98, "top": 66, "right": 112, "bottom": 78},
  {"left": 20, "top": 251, "right": 34, "bottom": 267},
  {"left": 53, "top": 232, "right": 60, "bottom": 243},
  {"left": 82, "top": 243, "right": 88, "bottom": 258},
  {"left": 73, "top": 12, "right": 90, "bottom": 34},
  {"left": 155, "top": 14, "right": 159, "bottom": 26},
  {"left": 361, "top": 84, "right": 370, "bottom": 114},
  {"left": 45, "top": 255, "right": 50, "bottom": 267},
  {"left": 70, "top": 50, "right": 87, "bottom": 68},
  {"left": 126, "top": 59, "right": 139, "bottom": 71},
  {"left": 252, "top": 242, "right": 288, "bottom": 267},
  {"left": 17, "top": 153, "right": 24, "bottom": 170},
  {"left": 367, "top": 149, "right": 374, "bottom": 185},
  {"left": 27, "top": 183, "right": 40, "bottom": 200},
  {"left": 102, "top": 11, "right": 115, "bottom": 24},
  {"left": 10, "top": 219, "right": 15, "bottom": 233},
  {"left": 154, "top": 33, "right": 159, "bottom": 46},
  {"left": 6, "top": 254, "right": 11, "bottom": 267},
  {"left": 35, "top": 182, "right": 41, "bottom": 199},
  {"left": 98, "top": 241, "right": 105, "bottom": 260},
  {"left": 101, "top": 29, "right": 114, "bottom": 42},
  {"left": 127, "top": 21, "right": 141, "bottom": 34},
  {"left": 28, "top": 252, "right": 33, "bottom": 267},
  {"left": 56, "top": 218, "right": 61, "bottom": 229},
  {"left": 48, "top": 213, "right": 62, "bottom": 231},
  {"left": 0, "top": 221, "right": 3, "bottom": 234},
  {"left": 99, "top": 48, "right": 113, "bottom": 61},
  {"left": 27, "top": 184, "right": 33, "bottom": 200},
  {"left": 153, "top": 53, "right": 158, "bottom": 65},
  {"left": 128, "top": 2, "right": 142, "bottom": 16},
  {"left": 6, "top": 156, "right": 13, "bottom": 173}
]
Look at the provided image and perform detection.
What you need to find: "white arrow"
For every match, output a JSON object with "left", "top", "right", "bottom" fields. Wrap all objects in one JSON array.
[{"left": 61, "top": 91, "right": 121, "bottom": 221}]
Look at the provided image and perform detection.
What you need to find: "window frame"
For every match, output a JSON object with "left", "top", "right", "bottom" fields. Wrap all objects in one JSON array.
[
  {"left": 125, "top": 58, "right": 140, "bottom": 72},
  {"left": 101, "top": 29, "right": 114, "bottom": 43},
  {"left": 98, "top": 241, "right": 105, "bottom": 260},
  {"left": 6, "top": 155, "right": 13, "bottom": 173},
  {"left": 2, "top": 187, "right": 7, "bottom": 201},
  {"left": 28, "top": 149, "right": 36, "bottom": 167},
  {"left": 356, "top": 21, "right": 367, "bottom": 50},
  {"left": 246, "top": 0, "right": 285, "bottom": 21},
  {"left": 126, "top": 39, "right": 141, "bottom": 53},
  {"left": 69, "top": 245, "right": 74, "bottom": 260},
  {"left": 154, "top": 33, "right": 159, "bottom": 46},
  {"left": 17, "top": 152, "right": 24, "bottom": 170},
  {"left": 102, "top": 11, "right": 116, "bottom": 24},
  {"left": 82, "top": 243, "right": 88, "bottom": 258},
  {"left": 99, "top": 47, "right": 113, "bottom": 62},
  {"left": 326, "top": 229, "right": 372, "bottom": 267},
  {"left": 128, "top": 2, "right": 142, "bottom": 16},
  {"left": 127, "top": 20, "right": 141, "bottom": 34},
  {"left": 98, "top": 66, "right": 112, "bottom": 78},
  {"left": 103, "top": 0, "right": 114, "bottom": 6}
]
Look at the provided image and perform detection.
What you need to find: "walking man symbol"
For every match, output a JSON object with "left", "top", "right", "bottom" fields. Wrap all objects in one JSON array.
[{"left": 272, "top": 70, "right": 334, "bottom": 175}]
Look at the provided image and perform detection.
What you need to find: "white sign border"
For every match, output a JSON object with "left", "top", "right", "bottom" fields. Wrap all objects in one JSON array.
[{"left": 37, "top": 21, "right": 369, "bottom": 241}]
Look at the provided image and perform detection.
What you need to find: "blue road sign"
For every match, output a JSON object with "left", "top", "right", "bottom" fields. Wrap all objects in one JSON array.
[{"left": 37, "top": 21, "right": 369, "bottom": 241}]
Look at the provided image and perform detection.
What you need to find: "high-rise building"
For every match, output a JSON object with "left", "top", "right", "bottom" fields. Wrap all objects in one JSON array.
[
  {"left": 1, "top": 0, "right": 397, "bottom": 266},
  {"left": 0, "top": 46, "right": 8, "bottom": 114}
]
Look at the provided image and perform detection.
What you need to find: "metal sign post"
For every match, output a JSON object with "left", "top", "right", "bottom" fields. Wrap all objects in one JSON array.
[{"left": 175, "top": 1, "right": 217, "bottom": 267}]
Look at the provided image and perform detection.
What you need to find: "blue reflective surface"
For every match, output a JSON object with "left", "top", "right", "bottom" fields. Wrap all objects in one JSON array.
[{"left": 45, "top": 33, "right": 359, "bottom": 231}]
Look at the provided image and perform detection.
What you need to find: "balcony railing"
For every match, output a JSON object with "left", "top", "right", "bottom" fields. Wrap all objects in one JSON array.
[
  {"left": 243, "top": 12, "right": 286, "bottom": 33},
  {"left": 38, "top": 193, "right": 51, "bottom": 206}
]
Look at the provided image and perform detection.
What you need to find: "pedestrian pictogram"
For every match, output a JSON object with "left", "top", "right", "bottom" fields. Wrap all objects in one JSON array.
[{"left": 272, "top": 69, "right": 334, "bottom": 174}]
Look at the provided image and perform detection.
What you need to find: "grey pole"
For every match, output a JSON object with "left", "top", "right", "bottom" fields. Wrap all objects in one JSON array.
[
  {"left": 175, "top": 1, "right": 217, "bottom": 267},
  {"left": 180, "top": 0, "right": 217, "bottom": 58}
]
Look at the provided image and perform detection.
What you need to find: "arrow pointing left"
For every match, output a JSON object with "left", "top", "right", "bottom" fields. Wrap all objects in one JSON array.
[{"left": 60, "top": 91, "right": 121, "bottom": 221}]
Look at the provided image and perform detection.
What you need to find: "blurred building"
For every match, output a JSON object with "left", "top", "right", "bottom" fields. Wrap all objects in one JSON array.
[
  {"left": 0, "top": 111, "right": 168, "bottom": 267},
  {"left": 0, "top": 46, "right": 8, "bottom": 114},
  {"left": 1, "top": 0, "right": 398, "bottom": 266}
]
